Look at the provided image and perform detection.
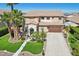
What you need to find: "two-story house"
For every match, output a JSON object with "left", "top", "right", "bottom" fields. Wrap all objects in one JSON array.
[{"left": 23, "top": 10, "right": 65, "bottom": 33}]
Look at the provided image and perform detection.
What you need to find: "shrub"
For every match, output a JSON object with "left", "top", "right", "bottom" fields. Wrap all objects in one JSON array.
[
  {"left": 39, "top": 32, "right": 46, "bottom": 41},
  {"left": 21, "top": 37, "right": 25, "bottom": 40},
  {"left": 69, "top": 28, "right": 75, "bottom": 34},
  {"left": 0, "top": 27, "right": 8, "bottom": 37},
  {"left": 31, "top": 31, "right": 47, "bottom": 41},
  {"left": 31, "top": 32, "right": 40, "bottom": 40},
  {"left": 37, "top": 39, "right": 43, "bottom": 43},
  {"left": 68, "top": 37, "right": 76, "bottom": 43},
  {"left": 74, "top": 33, "right": 79, "bottom": 40},
  {"left": 71, "top": 42, "right": 79, "bottom": 56}
]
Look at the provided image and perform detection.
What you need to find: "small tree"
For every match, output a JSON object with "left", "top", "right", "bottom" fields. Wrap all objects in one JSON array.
[
  {"left": 74, "top": 33, "right": 79, "bottom": 40},
  {"left": 30, "top": 28, "right": 34, "bottom": 35},
  {"left": 7, "top": 3, "right": 18, "bottom": 11},
  {"left": 31, "top": 32, "right": 40, "bottom": 41},
  {"left": 31, "top": 28, "right": 46, "bottom": 42},
  {"left": 40, "top": 28, "right": 46, "bottom": 41}
]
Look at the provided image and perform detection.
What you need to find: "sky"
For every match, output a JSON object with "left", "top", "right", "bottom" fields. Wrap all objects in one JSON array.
[{"left": 0, "top": 3, "right": 79, "bottom": 13}]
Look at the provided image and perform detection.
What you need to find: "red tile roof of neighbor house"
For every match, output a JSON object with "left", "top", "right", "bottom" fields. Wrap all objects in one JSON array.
[{"left": 23, "top": 10, "right": 64, "bottom": 17}]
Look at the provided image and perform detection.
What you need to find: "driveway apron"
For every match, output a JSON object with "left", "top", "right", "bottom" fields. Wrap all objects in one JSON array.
[{"left": 45, "top": 32, "right": 71, "bottom": 56}]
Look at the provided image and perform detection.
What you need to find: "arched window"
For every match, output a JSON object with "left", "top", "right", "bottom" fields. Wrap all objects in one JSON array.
[{"left": 30, "top": 28, "right": 34, "bottom": 35}]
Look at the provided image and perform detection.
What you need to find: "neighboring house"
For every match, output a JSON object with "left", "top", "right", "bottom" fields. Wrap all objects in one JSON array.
[
  {"left": 0, "top": 9, "right": 8, "bottom": 20},
  {"left": 23, "top": 10, "right": 65, "bottom": 33},
  {"left": 66, "top": 14, "right": 79, "bottom": 26},
  {"left": 0, "top": 10, "right": 10, "bottom": 26},
  {"left": 0, "top": 10, "right": 5, "bottom": 26},
  {"left": 0, "top": 10, "right": 4, "bottom": 20}
]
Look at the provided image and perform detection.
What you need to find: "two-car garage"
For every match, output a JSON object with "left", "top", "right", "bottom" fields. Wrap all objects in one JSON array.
[
  {"left": 47, "top": 25, "right": 63, "bottom": 32},
  {"left": 39, "top": 25, "right": 64, "bottom": 32}
]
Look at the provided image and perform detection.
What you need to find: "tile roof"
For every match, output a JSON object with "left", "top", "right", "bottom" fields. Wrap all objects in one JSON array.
[
  {"left": 23, "top": 10, "right": 64, "bottom": 17},
  {"left": 67, "top": 14, "right": 79, "bottom": 23}
]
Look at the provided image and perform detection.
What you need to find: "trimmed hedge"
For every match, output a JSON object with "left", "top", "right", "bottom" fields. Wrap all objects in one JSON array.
[{"left": 0, "top": 27, "right": 8, "bottom": 37}]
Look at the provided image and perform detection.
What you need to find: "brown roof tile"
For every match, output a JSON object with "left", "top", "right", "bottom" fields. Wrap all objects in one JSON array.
[
  {"left": 67, "top": 14, "right": 79, "bottom": 23},
  {"left": 23, "top": 10, "right": 64, "bottom": 17}
]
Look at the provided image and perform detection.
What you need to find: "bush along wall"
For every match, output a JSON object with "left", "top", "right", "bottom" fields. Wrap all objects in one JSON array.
[{"left": 0, "top": 27, "right": 8, "bottom": 37}]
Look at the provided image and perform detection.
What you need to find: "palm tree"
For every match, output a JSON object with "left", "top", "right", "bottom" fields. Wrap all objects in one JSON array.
[
  {"left": 1, "top": 12, "right": 13, "bottom": 39},
  {"left": 1, "top": 10, "right": 24, "bottom": 41},
  {"left": 12, "top": 10, "right": 24, "bottom": 40},
  {"left": 7, "top": 3, "right": 18, "bottom": 11}
]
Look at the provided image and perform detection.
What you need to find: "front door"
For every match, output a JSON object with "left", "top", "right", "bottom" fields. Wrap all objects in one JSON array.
[{"left": 30, "top": 28, "right": 34, "bottom": 35}]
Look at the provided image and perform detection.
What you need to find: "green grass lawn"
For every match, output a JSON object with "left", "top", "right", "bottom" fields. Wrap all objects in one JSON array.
[
  {"left": 23, "top": 41, "right": 44, "bottom": 54},
  {"left": 0, "top": 34, "right": 23, "bottom": 53}
]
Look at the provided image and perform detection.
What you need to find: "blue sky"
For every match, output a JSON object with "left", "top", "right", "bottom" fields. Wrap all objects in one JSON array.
[{"left": 0, "top": 3, "right": 79, "bottom": 13}]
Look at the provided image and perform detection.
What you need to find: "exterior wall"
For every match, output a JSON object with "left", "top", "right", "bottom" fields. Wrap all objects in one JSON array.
[
  {"left": 40, "top": 17, "right": 64, "bottom": 23},
  {"left": 39, "top": 27, "right": 48, "bottom": 32},
  {"left": 40, "top": 17, "right": 63, "bottom": 22},
  {"left": 24, "top": 16, "right": 64, "bottom": 32},
  {"left": 40, "top": 17, "right": 52, "bottom": 22},
  {"left": 27, "top": 24, "right": 37, "bottom": 32},
  {"left": 25, "top": 24, "right": 37, "bottom": 34},
  {"left": 25, "top": 17, "right": 39, "bottom": 24}
]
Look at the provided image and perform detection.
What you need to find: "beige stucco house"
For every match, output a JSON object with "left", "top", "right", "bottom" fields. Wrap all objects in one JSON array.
[
  {"left": 23, "top": 10, "right": 65, "bottom": 33},
  {"left": 67, "top": 14, "right": 79, "bottom": 24}
]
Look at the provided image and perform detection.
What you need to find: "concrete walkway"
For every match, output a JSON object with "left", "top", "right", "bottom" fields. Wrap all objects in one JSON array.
[
  {"left": 45, "top": 32, "right": 71, "bottom": 56},
  {"left": 13, "top": 36, "right": 31, "bottom": 56}
]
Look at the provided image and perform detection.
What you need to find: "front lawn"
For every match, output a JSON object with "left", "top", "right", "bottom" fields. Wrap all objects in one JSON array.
[
  {"left": 0, "top": 34, "right": 23, "bottom": 53},
  {"left": 23, "top": 41, "right": 44, "bottom": 54}
]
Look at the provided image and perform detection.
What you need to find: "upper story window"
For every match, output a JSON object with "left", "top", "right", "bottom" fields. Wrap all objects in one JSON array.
[
  {"left": 47, "top": 17, "right": 50, "bottom": 20},
  {"left": 59, "top": 17, "right": 61, "bottom": 20},
  {"left": 52, "top": 17, "right": 54, "bottom": 19},
  {"left": 41, "top": 17, "right": 44, "bottom": 20}
]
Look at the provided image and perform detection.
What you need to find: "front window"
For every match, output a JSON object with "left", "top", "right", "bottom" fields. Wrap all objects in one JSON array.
[
  {"left": 52, "top": 17, "right": 54, "bottom": 19},
  {"left": 59, "top": 17, "right": 61, "bottom": 20},
  {"left": 41, "top": 17, "right": 44, "bottom": 20}
]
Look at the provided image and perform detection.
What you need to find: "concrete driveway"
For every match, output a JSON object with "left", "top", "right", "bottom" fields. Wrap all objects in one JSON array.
[{"left": 45, "top": 32, "right": 71, "bottom": 56}]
